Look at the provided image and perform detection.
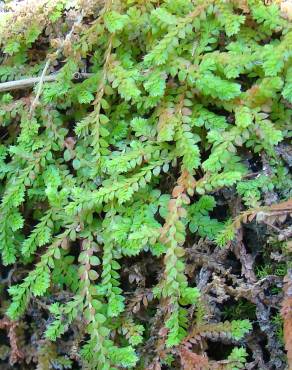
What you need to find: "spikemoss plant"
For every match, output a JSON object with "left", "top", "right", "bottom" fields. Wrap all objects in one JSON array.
[{"left": 0, "top": 0, "right": 291, "bottom": 368}]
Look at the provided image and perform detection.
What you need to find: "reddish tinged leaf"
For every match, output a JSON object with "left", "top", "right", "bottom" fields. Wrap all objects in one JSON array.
[
  {"left": 0, "top": 318, "right": 24, "bottom": 365},
  {"left": 158, "top": 327, "right": 168, "bottom": 337},
  {"left": 177, "top": 207, "right": 187, "bottom": 218},
  {"left": 179, "top": 346, "right": 209, "bottom": 370},
  {"left": 168, "top": 199, "right": 178, "bottom": 212},
  {"left": 247, "top": 212, "right": 256, "bottom": 222},
  {"left": 64, "top": 136, "right": 76, "bottom": 150},
  {"left": 181, "top": 193, "right": 190, "bottom": 204},
  {"left": 172, "top": 185, "right": 184, "bottom": 198},
  {"left": 270, "top": 199, "right": 292, "bottom": 211},
  {"left": 182, "top": 107, "right": 192, "bottom": 116}
]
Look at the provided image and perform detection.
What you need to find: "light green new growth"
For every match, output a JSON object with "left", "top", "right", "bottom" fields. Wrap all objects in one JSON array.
[{"left": 0, "top": 0, "right": 291, "bottom": 368}]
